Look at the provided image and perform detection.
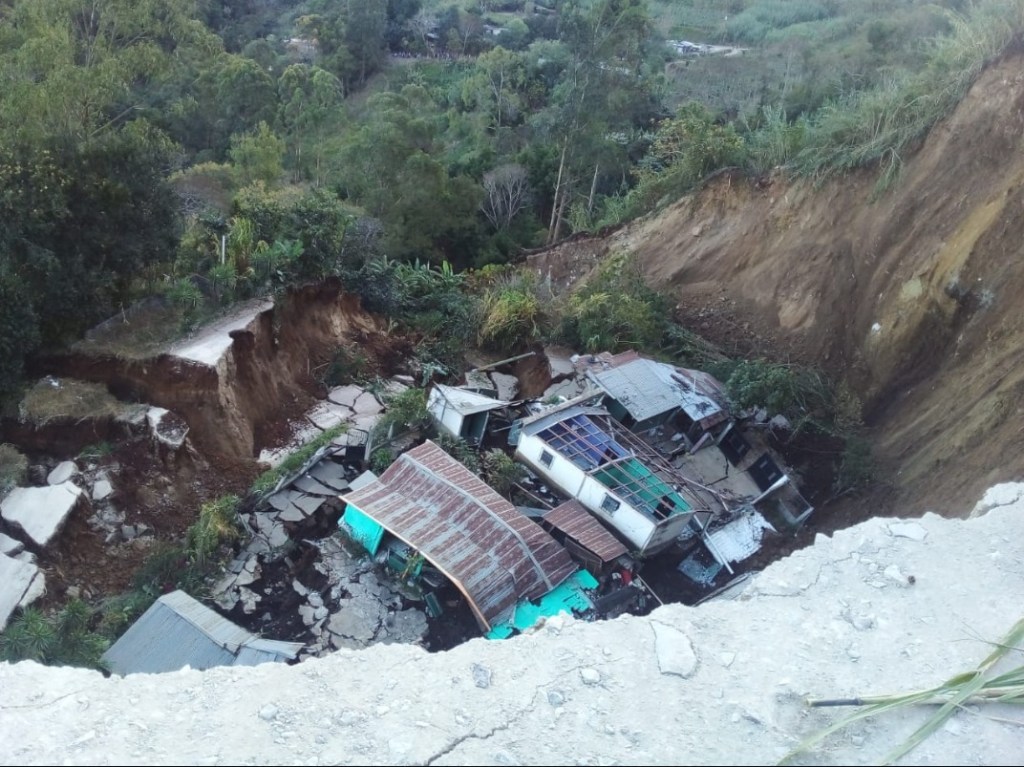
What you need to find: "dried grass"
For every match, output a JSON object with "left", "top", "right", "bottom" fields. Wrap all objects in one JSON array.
[{"left": 19, "top": 379, "right": 126, "bottom": 425}]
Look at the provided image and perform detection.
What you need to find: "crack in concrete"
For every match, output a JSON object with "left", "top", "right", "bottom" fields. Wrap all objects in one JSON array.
[{"left": 752, "top": 552, "right": 858, "bottom": 598}]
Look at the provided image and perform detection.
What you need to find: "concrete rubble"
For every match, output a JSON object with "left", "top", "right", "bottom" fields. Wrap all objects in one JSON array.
[
  {"left": 0, "top": 482, "right": 85, "bottom": 547},
  {"left": 259, "top": 380, "right": 396, "bottom": 468},
  {"left": 0, "top": 553, "right": 46, "bottom": 630},
  {"left": 3, "top": 490, "right": 1022, "bottom": 766}
]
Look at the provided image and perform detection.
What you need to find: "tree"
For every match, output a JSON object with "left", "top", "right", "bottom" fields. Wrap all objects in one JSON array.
[
  {"left": 345, "top": 0, "right": 388, "bottom": 88},
  {"left": 481, "top": 164, "right": 531, "bottom": 231},
  {"left": 276, "top": 64, "right": 344, "bottom": 185},
  {"left": 338, "top": 86, "right": 483, "bottom": 263},
  {"left": 462, "top": 47, "right": 528, "bottom": 131},
  {"left": 228, "top": 122, "right": 285, "bottom": 187},
  {"left": 523, "top": 0, "right": 658, "bottom": 243}
]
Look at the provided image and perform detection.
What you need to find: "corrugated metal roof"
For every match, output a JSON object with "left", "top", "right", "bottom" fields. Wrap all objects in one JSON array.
[
  {"left": 432, "top": 384, "right": 509, "bottom": 415},
  {"left": 340, "top": 441, "right": 576, "bottom": 630},
  {"left": 543, "top": 500, "right": 629, "bottom": 563},
  {"left": 592, "top": 358, "right": 723, "bottom": 425},
  {"left": 102, "top": 590, "right": 303, "bottom": 675}
]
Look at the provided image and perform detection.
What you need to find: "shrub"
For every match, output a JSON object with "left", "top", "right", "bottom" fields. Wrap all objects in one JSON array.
[
  {"left": 251, "top": 424, "right": 346, "bottom": 495},
  {"left": 369, "top": 447, "right": 395, "bottom": 473},
  {"left": 186, "top": 495, "right": 241, "bottom": 570},
  {"left": 435, "top": 433, "right": 480, "bottom": 474},
  {"left": 478, "top": 284, "right": 543, "bottom": 352},
  {"left": 0, "top": 600, "right": 109, "bottom": 671},
  {"left": 481, "top": 449, "right": 525, "bottom": 497}
]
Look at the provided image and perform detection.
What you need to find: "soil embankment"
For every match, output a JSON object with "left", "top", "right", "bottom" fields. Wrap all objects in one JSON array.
[{"left": 531, "top": 51, "right": 1024, "bottom": 515}]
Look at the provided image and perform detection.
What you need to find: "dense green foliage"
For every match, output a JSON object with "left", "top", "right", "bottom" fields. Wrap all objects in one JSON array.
[{"left": 2, "top": 0, "right": 1022, "bottom": 403}]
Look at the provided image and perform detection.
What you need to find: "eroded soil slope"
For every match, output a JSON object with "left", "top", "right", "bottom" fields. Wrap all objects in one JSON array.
[{"left": 532, "top": 51, "right": 1024, "bottom": 515}]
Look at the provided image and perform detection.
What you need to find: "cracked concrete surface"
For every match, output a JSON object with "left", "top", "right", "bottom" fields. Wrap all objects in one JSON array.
[{"left": 1, "top": 489, "right": 1023, "bottom": 766}]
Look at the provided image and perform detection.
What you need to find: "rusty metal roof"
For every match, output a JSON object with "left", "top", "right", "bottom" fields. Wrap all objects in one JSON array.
[
  {"left": 340, "top": 441, "right": 576, "bottom": 630},
  {"left": 544, "top": 500, "right": 629, "bottom": 563}
]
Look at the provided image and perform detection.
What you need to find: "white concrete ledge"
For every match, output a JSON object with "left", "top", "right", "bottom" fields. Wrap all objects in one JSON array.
[{"left": 2, "top": 491, "right": 1023, "bottom": 766}]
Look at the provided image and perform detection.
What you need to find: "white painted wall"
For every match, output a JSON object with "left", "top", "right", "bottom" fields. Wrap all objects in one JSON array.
[
  {"left": 426, "top": 388, "right": 464, "bottom": 438},
  {"left": 517, "top": 432, "right": 664, "bottom": 552}
]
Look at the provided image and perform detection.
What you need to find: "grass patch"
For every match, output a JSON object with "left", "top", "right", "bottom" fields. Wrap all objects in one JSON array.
[
  {"left": 71, "top": 298, "right": 194, "bottom": 360},
  {"left": 19, "top": 379, "right": 126, "bottom": 426},
  {"left": 251, "top": 424, "right": 347, "bottom": 495},
  {"left": 0, "top": 443, "right": 27, "bottom": 498}
]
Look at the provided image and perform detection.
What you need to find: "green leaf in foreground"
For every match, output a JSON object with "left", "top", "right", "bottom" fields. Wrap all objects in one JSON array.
[{"left": 782, "top": 616, "right": 1024, "bottom": 765}]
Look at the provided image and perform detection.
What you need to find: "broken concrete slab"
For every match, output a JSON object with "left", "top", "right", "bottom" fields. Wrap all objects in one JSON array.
[
  {"left": 47, "top": 461, "right": 79, "bottom": 486},
  {"left": 266, "top": 489, "right": 303, "bottom": 512},
  {"left": 0, "top": 553, "right": 45, "bottom": 630},
  {"left": 276, "top": 503, "right": 308, "bottom": 522},
  {"left": 292, "top": 494, "right": 327, "bottom": 516},
  {"left": 543, "top": 346, "right": 579, "bottom": 378},
  {"left": 0, "top": 533, "right": 24, "bottom": 556},
  {"left": 327, "top": 599, "right": 383, "bottom": 644},
  {"left": 291, "top": 475, "right": 337, "bottom": 497},
  {"left": 327, "top": 385, "right": 364, "bottom": 409},
  {"left": 490, "top": 372, "right": 519, "bottom": 401},
  {"left": 309, "top": 461, "right": 349, "bottom": 491},
  {"left": 352, "top": 391, "right": 383, "bottom": 416},
  {"left": 347, "top": 470, "right": 378, "bottom": 492},
  {"left": 381, "top": 609, "right": 428, "bottom": 644},
  {"left": 306, "top": 402, "right": 351, "bottom": 432},
  {"left": 253, "top": 512, "right": 290, "bottom": 548},
  {"left": 1, "top": 482, "right": 84, "bottom": 547},
  {"left": 91, "top": 479, "right": 113, "bottom": 501},
  {"left": 651, "top": 622, "right": 699, "bottom": 678}
]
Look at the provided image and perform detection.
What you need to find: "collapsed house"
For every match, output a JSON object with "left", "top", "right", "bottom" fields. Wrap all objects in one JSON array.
[
  {"left": 338, "top": 440, "right": 596, "bottom": 638},
  {"left": 510, "top": 395, "right": 724, "bottom": 556},
  {"left": 102, "top": 590, "right": 303, "bottom": 675},
  {"left": 581, "top": 353, "right": 813, "bottom": 531},
  {"left": 586, "top": 355, "right": 729, "bottom": 442},
  {"left": 426, "top": 384, "right": 510, "bottom": 445}
]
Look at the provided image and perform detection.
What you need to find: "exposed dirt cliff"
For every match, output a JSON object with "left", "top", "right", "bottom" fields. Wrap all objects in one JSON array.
[{"left": 530, "top": 51, "right": 1024, "bottom": 516}]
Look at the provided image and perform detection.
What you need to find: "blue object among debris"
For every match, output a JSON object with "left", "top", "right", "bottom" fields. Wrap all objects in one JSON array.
[
  {"left": 340, "top": 504, "right": 385, "bottom": 555},
  {"left": 486, "top": 570, "right": 599, "bottom": 640}
]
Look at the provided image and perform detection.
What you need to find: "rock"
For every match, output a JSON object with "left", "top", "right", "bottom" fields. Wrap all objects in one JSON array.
[
  {"left": 121, "top": 524, "right": 137, "bottom": 541},
  {"left": 472, "top": 663, "right": 492, "bottom": 689},
  {"left": 238, "top": 587, "right": 260, "bottom": 614},
  {"left": 308, "top": 592, "right": 324, "bottom": 609},
  {"left": 91, "top": 479, "right": 113, "bottom": 502},
  {"left": 327, "top": 600, "right": 382, "bottom": 643},
  {"left": 258, "top": 705, "right": 279, "bottom": 722},
  {"left": 546, "top": 690, "right": 566, "bottom": 707},
  {"left": 292, "top": 579, "right": 309, "bottom": 597},
  {"left": 971, "top": 482, "right": 1024, "bottom": 517},
  {"left": 146, "top": 407, "right": 189, "bottom": 451},
  {"left": 888, "top": 522, "right": 928, "bottom": 542},
  {"left": 0, "top": 553, "right": 45, "bottom": 630},
  {"left": 381, "top": 609, "right": 427, "bottom": 644},
  {"left": 884, "top": 564, "right": 911, "bottom": 587},
  {"left": 768, "top": 414, "right": 791, "bottom": 432},
  {"left": 298, "top": 605, "right": 317, "bottom": 627},
  {"left": 652, "top": 622, "right": 698, "bottom": 678},
  {"left": 579, "top": 668, "right": 602, "bottom": 686},
  {"left": 0, "top": 533, "right": 23, "bottom": 556},
  {"left": 1, "top": 482, "right": 84, "bottom": 547},
  {"left": 47, "top": 461, "right": 78, "bottom": 486}
]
